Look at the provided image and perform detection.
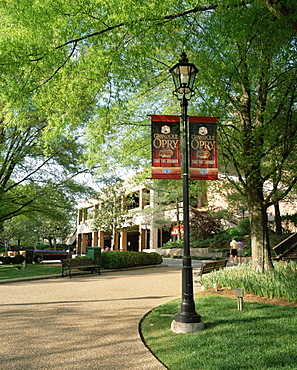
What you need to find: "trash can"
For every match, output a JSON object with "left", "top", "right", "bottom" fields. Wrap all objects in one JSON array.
[
  {"left": 25, "top": 249, "right": 34, "bottom": 264},
  {"left": 86, "top": 247, "right": 101, "bottom": 266}
]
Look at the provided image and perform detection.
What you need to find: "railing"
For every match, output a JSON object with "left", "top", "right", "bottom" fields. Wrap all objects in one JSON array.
[{"left": 273, "top": 233, "right": 297, "bottom": 257}]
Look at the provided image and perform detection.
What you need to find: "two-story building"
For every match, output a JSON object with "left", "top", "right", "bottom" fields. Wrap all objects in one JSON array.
[
  {"left": 76, "top": 173, "right": 297, "bottom": 254},
  {"left": 76, "top": 176, "right": 178, "bottom": 254}
]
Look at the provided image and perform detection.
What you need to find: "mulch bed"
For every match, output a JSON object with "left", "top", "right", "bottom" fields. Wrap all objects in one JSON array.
[{"left": 196, "top": 288, "right": 297, "bottom": 307}]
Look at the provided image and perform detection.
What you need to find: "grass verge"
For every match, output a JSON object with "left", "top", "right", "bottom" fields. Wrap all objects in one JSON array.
[
  {"left": 140, "top": 295, "right": 297, "bottom": 370},
  {"left": 0, "top": 264, "right": 61, "bottom": 280}
]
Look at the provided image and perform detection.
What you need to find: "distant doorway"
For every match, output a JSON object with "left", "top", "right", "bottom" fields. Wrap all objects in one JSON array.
[{"left": 127, "top": 232, "right": 139, "bottom": 251}]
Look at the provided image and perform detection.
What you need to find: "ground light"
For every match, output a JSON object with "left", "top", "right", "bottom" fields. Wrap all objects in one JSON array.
[{"left": 169, "top": 52, "right": 204, "bottom": 333}]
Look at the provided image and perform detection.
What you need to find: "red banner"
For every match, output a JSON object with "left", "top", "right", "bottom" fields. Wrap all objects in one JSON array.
[
  {"left": 171, "top": 224, "right": 184, "bottom": 236},
  {"left": 189, "top": 116, "right": 218, "bottom": 180},
  {"left": 151, "top": 115, "right": 181, "bottom": 179}
]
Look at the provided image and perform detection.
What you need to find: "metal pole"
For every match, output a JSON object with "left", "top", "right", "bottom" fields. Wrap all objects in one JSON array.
[{"left": 173, "top": 95, "right": 202, "bottom": 325}]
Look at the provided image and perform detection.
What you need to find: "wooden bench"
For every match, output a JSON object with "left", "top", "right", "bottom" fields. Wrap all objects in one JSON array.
[
  {"left": 61, "top": 258, "right": 100, "bottom": 278},
  {"left": 194, "top": 259, "right": 228, "bottom": 284}
]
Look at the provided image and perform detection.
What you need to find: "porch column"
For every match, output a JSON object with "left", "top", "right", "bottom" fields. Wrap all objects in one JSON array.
[
  {"left": 82, "top": 234, "right": 87, "bottom": 254},
  {"left": 120, "top": 230, "right": 128, "bottom": 250},
  {"left": 140, "top": 228, "right": 146, "bottom": 251},
  {"left": 93, "top": 231, "right": 98, "bottom": 247},
  {"left": 150, "top": 226, "right": 159, "bottom": 250},
  {"left": 98, "top": 231, "right": 105, "bottom": 250}
]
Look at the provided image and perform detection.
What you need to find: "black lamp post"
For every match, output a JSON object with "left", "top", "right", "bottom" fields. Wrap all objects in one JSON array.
[{"left": 169, "top": 52, "right": 204, "bottom": 333}]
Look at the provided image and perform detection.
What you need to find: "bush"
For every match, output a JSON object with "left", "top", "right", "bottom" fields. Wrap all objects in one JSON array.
[
  {"left": 101, "top": 251, "right": 162, "bottom": 269},
  {"left": 190, "top": 209, "right": 221, "bottom": 239},
  {"left": 33, "top": 254, "right": 43, "bottom": 263},
  {"left": 237, "top": 218, "right": 250, "bottom": 235},
  {"left": 12, "top": 254, "right": 25, "bottom": 264},
  {"left": 2, "top": 256, "right": 12, "bottom": 265},
  {"left": 161, "top": 240, "right": 184, "bottom": 249}
]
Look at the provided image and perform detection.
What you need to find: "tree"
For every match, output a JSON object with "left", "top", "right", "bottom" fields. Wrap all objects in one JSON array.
[
  {"left": 190, "top": 209, "right": 222, "bottom": 240},
  {"left": 193, "top": 3, "right": 297, "bottom": 271},
  {"left": 142, "top": 178, "right": 207, "bottom": 240},
  {"left": 0, "top": 215, "right": 38, "bottom": 250},
  {"left": 91, "top": 179, "right": 134, "bottom": 250},
  {"left": 0, "top": 202, "right": 74, "bottom": 249},
  {"left": 0, "top": 109, "right": 95, "bottom": 223},
  {"left": 1, "top": 0, "right": 296, "bottom": 272},
  {"left": 37, "top": 218, "right": 72, "bottom": 249}
]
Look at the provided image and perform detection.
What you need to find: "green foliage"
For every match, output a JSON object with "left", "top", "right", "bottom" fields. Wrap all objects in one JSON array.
[
  {"left": 92, "top": 179, "right": 133, "bottom": 232},
  {"left": 282, "top": 214, "right": 297, "bottom": 226},
  {"left": 160, "top": 240, "right": 184, "bottom": 249},
  {"left": 1, "top": 254, "right": 25, "bottom": 264},
  {"left": 101, "top": 251, "right": 162, "bottom": 269},
  {"left": 202, "top": 261, "right": 297, "bottom": 302},
  {"left": 0, "top": 0, "right": 296, "bottom": 272},
  {"left": 189, "top": 226, "right": 251, "bottom": 255},
  {"left": 190, "top": 209, "right": 222, "bottom": 239},
  {"left": 33, "top": 254, "right": 43, "bottom": 263},
  {"left": 2, "top": 256, "right": 12, "bottom": 265},
  {"left": 12, "top": 254, "right": 25, "bottom": 264},
  {"left": 237, "top": 218, "right": 251, "bottom": 235}
]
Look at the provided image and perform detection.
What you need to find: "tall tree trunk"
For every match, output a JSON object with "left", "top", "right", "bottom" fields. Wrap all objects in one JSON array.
[
  {"left": 111, "top": 224, "right": 116, "bottom": 250},
  {"left": 274, "top": 201, "right": 282, "bottom": 235},
  {"left": 247, "top": 189, "right": 273, "bottom": 272}
]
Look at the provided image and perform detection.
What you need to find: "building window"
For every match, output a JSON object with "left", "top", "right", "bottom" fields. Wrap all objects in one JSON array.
[{"left": 126, "top": 191, "right": 140, "bottom": 209}]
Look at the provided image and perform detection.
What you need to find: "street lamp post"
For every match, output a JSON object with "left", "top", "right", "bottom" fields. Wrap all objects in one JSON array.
[{"left": 169, "top": 52, "right": 204, "bottom": 333}]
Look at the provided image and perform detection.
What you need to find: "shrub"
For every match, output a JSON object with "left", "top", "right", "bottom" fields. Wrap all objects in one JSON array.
[
  {"left": 12, "top": 254, "right": 25, "bottom": 264},
  {"left": 33, "top": 254, "right": 43, "bottom": 263},
  {"left": 161, "top": 240, "right": 184, "bottom": 249},
  {"left": 237, "top": 218, "right": 250, "bottom": 235},
  {"left": 2, "top": 256, "right": 12, "bottom": 265},
  {"left": 214, "top": 248, "right": 230, "bottom": 254},
  {"left": 101, "top": 251, "right": 162, "bottom": 269},
  {"left": 190, "top": 209, "right": 221, "bottom": 239}
]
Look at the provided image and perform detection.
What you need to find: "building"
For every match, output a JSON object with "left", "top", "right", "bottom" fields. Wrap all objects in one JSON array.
[
  {"left": 76, "top": 173, "right": 297, "bottom": 254},
  {"left": 76, "top": 176, "right": 177, "bottom": 254}
]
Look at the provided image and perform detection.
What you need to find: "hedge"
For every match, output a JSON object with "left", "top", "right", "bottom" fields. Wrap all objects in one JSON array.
[
  {"left": 2, "top": 254, "right": 25, "bottom": 265},
  {"left": 101, "top": 251, "right": 163, "bottom": 269}
]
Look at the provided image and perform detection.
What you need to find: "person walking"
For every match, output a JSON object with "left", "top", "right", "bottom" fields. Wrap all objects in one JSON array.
[
  {"left": 230, "top": 238, "right": 238, "bottom": 263},
  {"left": 237, "top": 240, "right": 244, "bottom": 263}
]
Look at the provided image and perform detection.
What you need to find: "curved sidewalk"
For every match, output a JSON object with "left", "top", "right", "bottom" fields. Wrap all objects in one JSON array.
[{"left": 0, "top": 266, "right": 183, "bottom": 369}]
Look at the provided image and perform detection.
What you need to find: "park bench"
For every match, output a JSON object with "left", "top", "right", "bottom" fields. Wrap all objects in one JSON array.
[
  {"left": 61, "top": 257, "right": 100, "bottom": 278},
  {"left": 194, "top": 259, "right": 228, "bottom": 284}
]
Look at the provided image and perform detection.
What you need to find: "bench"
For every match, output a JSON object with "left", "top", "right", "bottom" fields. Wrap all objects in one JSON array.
[
  {"left": 61, "top": 258, "right": 100, "bottom": 278},
  {"left": 194, "top": 259, "right": 228, "bottom": 284}
]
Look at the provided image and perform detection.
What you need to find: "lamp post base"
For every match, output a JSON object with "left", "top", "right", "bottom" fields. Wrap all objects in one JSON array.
[{"left": 171, "top": 319, "right": 204, "bottom": 334}]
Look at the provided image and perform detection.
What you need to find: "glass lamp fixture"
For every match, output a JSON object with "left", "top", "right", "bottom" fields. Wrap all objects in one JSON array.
[{"left": 169, "top": 51, "right": 198, "bottom": 98}]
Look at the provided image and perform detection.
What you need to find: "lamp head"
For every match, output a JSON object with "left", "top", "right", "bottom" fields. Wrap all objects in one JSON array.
[{"left": 169, "top": 52, "right": 198, "bottom": 99}]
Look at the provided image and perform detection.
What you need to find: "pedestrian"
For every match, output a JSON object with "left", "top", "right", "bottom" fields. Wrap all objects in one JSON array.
[
  {"left": 230, "top": 238, "right": 238, "bottom": 263},
  {"left": 237, "top": 240, "right": 244, "bottom": 263}
]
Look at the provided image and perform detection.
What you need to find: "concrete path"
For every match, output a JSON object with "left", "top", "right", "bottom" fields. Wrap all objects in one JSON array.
[{"left": 0, "top": 266, "right": 185, "bottom": 369}]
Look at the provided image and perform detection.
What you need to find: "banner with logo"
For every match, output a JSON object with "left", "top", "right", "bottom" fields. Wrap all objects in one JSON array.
[
  {"left": 171, "top": 224, "right": 184, "bottom": 236},
  {"left": 189, "top": 116, "right": 218, "bottom": 180},
  {"left": 151, "top": 115, "right": 181, "bottom": 179}
]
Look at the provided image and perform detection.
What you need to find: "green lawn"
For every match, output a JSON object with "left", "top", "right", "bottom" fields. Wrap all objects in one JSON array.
[
  {"left": 0, "top": 263, "right": 62, "bottom": 280},
  {"left": 141, "top": 295, "right": 297, "bottom": 370}
]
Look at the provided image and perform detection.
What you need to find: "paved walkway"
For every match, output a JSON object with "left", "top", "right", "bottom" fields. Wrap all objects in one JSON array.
[{"left": 0, "top": 266, "right": 185, "bottom": 369}]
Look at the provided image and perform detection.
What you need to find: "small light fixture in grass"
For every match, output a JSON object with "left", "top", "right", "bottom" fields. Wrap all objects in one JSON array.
[{"left": 235, "top": 288, "right": 244, "bottom": 311}]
